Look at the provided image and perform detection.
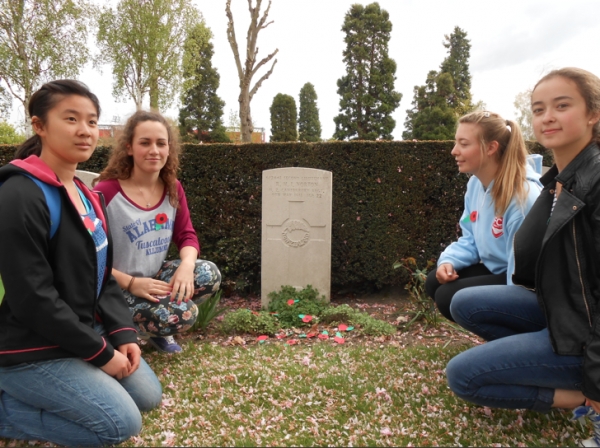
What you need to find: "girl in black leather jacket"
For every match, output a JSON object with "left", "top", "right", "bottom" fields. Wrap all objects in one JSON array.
[{"left": 445, "top": 67, "right": 600, "bottom": 447}]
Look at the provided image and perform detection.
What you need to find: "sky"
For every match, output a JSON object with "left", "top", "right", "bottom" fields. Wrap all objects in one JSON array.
[{"left": 10, "top": 0, "right": 600, "bottom": 140}]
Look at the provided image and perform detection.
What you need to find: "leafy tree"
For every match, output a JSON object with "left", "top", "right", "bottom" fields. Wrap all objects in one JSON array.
[
  {"left": 333, "top": 2, "right": 401, "bottom": 141},
  {"left": 298, "top": 83, "right": 321, "bottom": 142},
  {"left": 0, "top": 121, "right": 25, "bottom": 144},
  {"left": 226, "top": 0, "right": 278, "bottom": 143},
  {"left": 0, "top": 85, "right": 11, "bottom": 121},
  {"left": 514, "top": 88, "right": 534, "bottom": 141},
  {"left": 0, "top": 0, "right": 93, "bottom": 127},
  {"left": 439, "top": 26, "right": 472, "bottom": 114},
  {"left": 403, "top": 27, "right": 474, "bottom": 140},
  {"left": 179, "top": 23, "right": 230, "bottom": 143},
  {"left": 97, "top": 0, "right": 202, "bottom": 111},
  {"left": 270, "top": 94, "right": 297, "bottom": 142}
]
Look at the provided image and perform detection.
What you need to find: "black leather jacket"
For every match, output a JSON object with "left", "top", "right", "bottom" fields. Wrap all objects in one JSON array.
[{"left": 513, "top": 142, "right": 600, "bottom": 400}]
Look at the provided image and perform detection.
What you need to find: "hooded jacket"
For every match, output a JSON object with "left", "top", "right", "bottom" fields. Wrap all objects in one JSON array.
[
  {"left": 0, "top": 156, "right": 137, "bottom": 368},
  {"left": 512, "top": 143, "right": 600, "bottom": 400},
  {"left": 438, "top": 154, "right": 543, "bottom": 284}
]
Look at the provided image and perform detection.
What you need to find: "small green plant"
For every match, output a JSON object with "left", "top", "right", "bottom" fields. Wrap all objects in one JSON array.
[
  {"left": 191, "top": 290, "right": 226, "bottom": 332},
  {"left": 221, "top": 309, "right": 279, "bottom": 335},
  {"left": 267, "top": 285, "right": 328, "bottom": 328},
  {"left": 393, "top": 257, "right": 437, "bottom": 327},
  {"left": 320, "top": 304, "right": 396, "bottom": 336}
]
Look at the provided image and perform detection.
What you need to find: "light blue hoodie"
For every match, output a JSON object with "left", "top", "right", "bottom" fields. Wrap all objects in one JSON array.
[{"left": 437, "top": 154, "right": 543, "bottom": 284}]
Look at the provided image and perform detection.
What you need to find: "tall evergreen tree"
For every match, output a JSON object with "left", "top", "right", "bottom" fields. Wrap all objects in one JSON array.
[
  {"left": 403, "top": 72, "right": 457, "bottom": 140},
  {"left": 270, "top": 94, "right": 297, "bottom": 142},
  {"left": 439, "top": 26, "right": 472, "bottom": 114},
  {"left": 333, "top": 3, "right": 401, "bottom": 141},
  {"left": 403, "top": 27, "right": 473, "bottom": 140},
  {"left": 179, "top": 23, "right": 229, "bottom": 143},
  {"left": 298, "top": 83, "right": 321, "bottom": 142}
]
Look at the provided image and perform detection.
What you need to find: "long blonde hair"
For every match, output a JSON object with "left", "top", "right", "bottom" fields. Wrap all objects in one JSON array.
[{"left": 459, "top": 110, "right": 529, "bottom": 216}]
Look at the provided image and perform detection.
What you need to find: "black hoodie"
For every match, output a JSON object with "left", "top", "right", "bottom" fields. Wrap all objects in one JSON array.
[{"left": 0, "top": 156, "right": 137, "bottom": 367}]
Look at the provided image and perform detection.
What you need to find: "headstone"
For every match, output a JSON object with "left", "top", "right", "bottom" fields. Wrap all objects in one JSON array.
[
  {"left": 75, "top": 169, "right": 100, "bottom": 189},
  {"left": 261, "top": 168, "right": 332, "bottom": 308}
]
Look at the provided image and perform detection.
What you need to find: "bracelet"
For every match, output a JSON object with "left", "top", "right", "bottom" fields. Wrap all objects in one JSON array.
[{"left": 126, "top": 276, "right": 136, "bottom": 292}]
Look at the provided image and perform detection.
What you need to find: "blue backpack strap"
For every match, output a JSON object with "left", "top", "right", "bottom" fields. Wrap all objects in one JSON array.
[
  {"left": 22, "top": 174, "right": 62, "bottom": 239},
  {"left": 0, "top": 174, "right": 61, "bottom": 306}
]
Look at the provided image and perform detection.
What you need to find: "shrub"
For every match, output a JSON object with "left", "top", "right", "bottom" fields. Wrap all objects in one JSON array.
[
  {"left": 267, "top": 285, "right": 328, "bottom": 328},
  {"left": 320, "top": 304, "right": 396, "bottom": 336},
  {"left": 191, "top": 290, "right": 226, "bottom": 332},
  {"left": 221, "top": 309, "right": 279, "bottom": 335},
  {"left": 393, "top": 257, "right": 438, "bottom": 327},
  {"left": 0, "top": 141, "right": 552, "bottom": 294}
]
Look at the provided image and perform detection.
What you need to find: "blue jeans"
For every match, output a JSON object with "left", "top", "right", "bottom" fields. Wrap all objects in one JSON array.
[
  {"left": 0, "top": 324, "right": 162, "bottom": 446},
  {"left": 446, "top": 285, "right": 583, "bottom": 411}
]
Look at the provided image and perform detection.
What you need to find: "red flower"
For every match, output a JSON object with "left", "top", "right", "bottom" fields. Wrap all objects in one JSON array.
[
  {"left": 302, "top": 315, "right": 313, "bottom": 323},
  {"left": 155, "top": 213, "right": 168, "bottom": 225},
  {"left": 318, "top": 334, "right": 329, "bottom": 340},
  {"left": 82, "top": 216, "right": 95, "bottom": 233},
  {"left": 287, "top": 299, "right": 295, "bottom": 306},
  {"left": 470, "top": 211, "right": 478, "bottom": 222}
]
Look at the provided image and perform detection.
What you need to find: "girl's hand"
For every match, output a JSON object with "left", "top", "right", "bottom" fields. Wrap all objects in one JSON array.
[
  {"left": 586, "top": 398, "right": 600, "bottom": 414},
  {"left": 118, "top": 342, "right": 141, "bottom": 376},
  {"left": 436, "top": 263, "right": 459, "bottom": 284},
  {"left": 100, "top": 350, "right": 131, "bottom": 380},
  {"left": 129, "top": 277, "right": 172, "bottom": 303},
  {"left": 169, "top": 259, "right": 195, "bottom": 304}
]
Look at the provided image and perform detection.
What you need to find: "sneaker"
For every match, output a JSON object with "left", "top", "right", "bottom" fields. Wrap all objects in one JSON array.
[
  {"left": 148, "top": 336, "right": 182, "bottom": 353},
  {"left": 572, "top": 405, "right": 600, "bottom": 447}
]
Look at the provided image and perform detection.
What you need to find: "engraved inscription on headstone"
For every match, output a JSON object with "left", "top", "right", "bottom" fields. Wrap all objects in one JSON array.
[{"left": 261, "top": 168, "right": 332, "bottom": 308}]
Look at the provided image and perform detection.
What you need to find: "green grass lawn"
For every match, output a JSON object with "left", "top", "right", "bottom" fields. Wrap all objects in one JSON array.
[{"left": 126, "top": 339, "right": 588, "bottom": 447}]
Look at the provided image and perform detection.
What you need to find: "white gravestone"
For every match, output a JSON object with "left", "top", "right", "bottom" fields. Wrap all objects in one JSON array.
[{"left": 261, "top": 168, "right": 332, "bottom": 308}]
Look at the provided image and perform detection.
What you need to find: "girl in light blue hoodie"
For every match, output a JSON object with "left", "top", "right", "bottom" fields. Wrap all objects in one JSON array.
[{"left": 425, "top": 110, "right": 543, "bottom": 322}]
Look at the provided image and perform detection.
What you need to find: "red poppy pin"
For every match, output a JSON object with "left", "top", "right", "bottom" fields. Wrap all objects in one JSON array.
[
  {"left": 470, "top": 211, "right": 478, "bottom": 222},
  {"left": 155, "top": 213, "right": 168, "bottom": 230},
  {"left": 82, "top": 216, "right": 95, "bottom": 234}
]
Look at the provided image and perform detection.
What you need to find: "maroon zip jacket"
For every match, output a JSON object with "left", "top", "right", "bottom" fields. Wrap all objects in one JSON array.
[{"left": 0, "top": 156, "right": 137, "bottom": 367}]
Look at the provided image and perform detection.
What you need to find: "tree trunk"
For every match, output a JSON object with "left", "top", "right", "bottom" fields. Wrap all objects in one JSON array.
[
  {"left": 239, "top": 89, "right": 252, "bottom": 143},
  {"left": 226, "top": 0, "right": 278, "bottom": 144},
  {"left": 149, "top": 76, "right": 159, "bottom": 111}
]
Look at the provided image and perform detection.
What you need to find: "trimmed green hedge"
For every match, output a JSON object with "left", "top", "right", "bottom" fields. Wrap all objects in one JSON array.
[{"left": 0, "top": 142, "right": 552, "bottom": 293}]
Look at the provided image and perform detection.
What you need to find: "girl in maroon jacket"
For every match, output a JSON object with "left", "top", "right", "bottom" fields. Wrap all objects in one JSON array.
[{"left": 94, "top": 110, "right": 221, "bottom": 354}]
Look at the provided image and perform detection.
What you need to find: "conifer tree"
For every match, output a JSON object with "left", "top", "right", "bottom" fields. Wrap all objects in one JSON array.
[
  {"left": 403, "top": 72, "right": 457, "bottom": 140},
  {"left": 298, "top": 83, "right": 321, "bottom": 142},
  {"left": 403, "top": 27, "right": 473, "bottom": 140},
  {"left": 179, "top": 23, "right": 229, "bottom": 143},
  {"left": 333, "top": 3, "right": 401, "bottom": 140},
  {"left": 270, "top": 94, "right": 297, "bottom": 142},
  {"left": 439, "top": 26, "right": 472, "bottom": 114}
]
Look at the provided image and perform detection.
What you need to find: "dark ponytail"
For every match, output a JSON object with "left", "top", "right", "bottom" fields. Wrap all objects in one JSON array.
[{"left": 15, "top": 80, "right": 101, "bottom": 160}]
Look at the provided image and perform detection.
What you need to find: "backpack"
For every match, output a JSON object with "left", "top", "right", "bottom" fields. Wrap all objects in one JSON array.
[{"left": 0, "top": 174, "right": 61, "bottom": 306}]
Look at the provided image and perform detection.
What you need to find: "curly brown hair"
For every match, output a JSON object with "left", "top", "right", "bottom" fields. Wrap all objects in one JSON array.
[{"left": 94, "top": 110, "right": 180, "bottom": 207}]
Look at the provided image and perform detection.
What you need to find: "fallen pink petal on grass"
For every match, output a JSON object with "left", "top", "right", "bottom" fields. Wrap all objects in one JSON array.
[
  {"left": 318, "top": 334, "right": 329, "bottom": 340},
  {"left": 334, "top": 336, "right": 345, "bottom": 344},
  {"left": 380, "top": 427, "right": 393, "bottom": 436},
  {"left": 338, "top": 324, "right": 348, "bottom": 331}
]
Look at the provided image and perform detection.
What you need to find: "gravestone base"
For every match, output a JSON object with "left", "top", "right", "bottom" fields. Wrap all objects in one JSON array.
[{"left": 261, "top": 168, "right": 332, "bottom": 309}]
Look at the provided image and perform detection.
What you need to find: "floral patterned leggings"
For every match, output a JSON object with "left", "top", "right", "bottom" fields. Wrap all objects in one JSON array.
[{"left": 122, "top": 259, "right": 221, "bottom": 337}]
